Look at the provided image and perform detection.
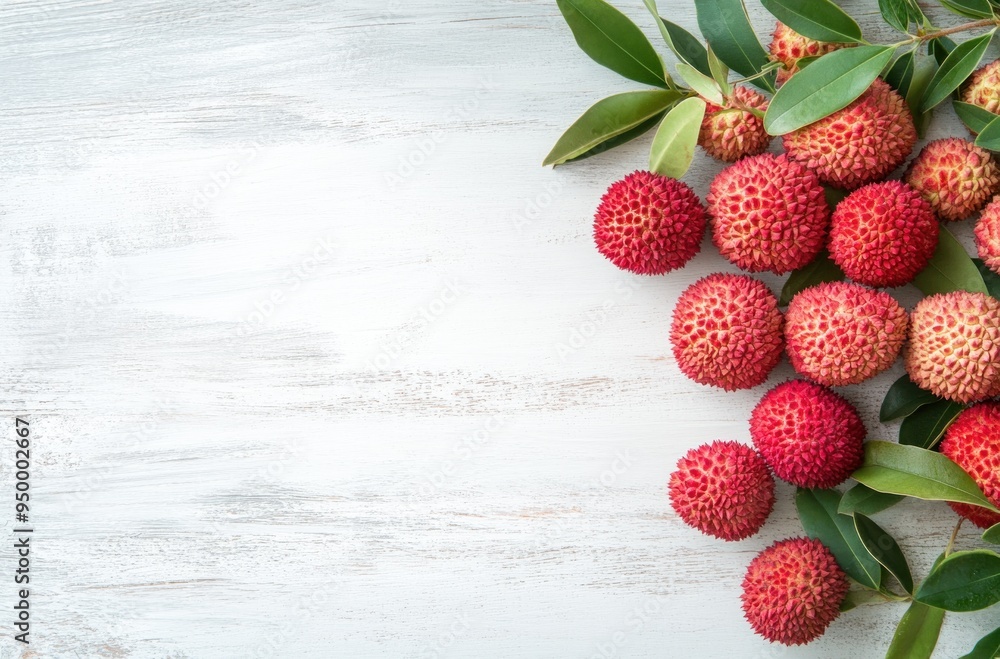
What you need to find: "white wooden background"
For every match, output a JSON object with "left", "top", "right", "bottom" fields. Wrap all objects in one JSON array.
[{"left": 1, "top": 0, "right": 998, "bottom": 656}]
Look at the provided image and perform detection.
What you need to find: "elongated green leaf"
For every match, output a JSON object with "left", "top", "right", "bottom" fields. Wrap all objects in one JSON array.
[
  {"left": 676, "top": 63, "right": 724, "bottom": 105},
  {"left": 930, "top": 35, "right": 958, "bottom": 65},
  {"left": 879, "top": 0, "right": 911, "bottom": 32},
  {"left": 779, "top": 251, "right": 845, "bottom": 306},
  {"left": 557, "top": 0, "right": 668, "bottom": 88},
  {"left": 839, "top": 484, "right": 904, "bottom": 516},
  {"left": 851, "top": 441, "right": 1000, "bottom": 512},
  {"left": 886, "top": 601, "right": 945, "bottom": 659},
  {"left": 760, "top": 0, "right": 863, "bottom": 42},
  {"left": 921, "top": 31, "right": 994, "bottom": 113},
  {"left": 707, "top": 46, "right": 732, "bottom": 96},
  {"left": 649, "top": 98, "right": 706, "bottom": 178},
  {"left": 561, "top": 114, "right": 664, "bottom": 164},
  {"left": 796, "top": 488, "right": 882, "bottom": 589},
  {"left": 984, "top": 523, "right": 1000, "bottom": 544},
  {"left": 975, "top": 258, "right": 1000, "bottom": 299},
  {"left": 854, "top": 513, "right": 913, "bottom": 593},
  {"left": 642, "top": 1, "right": 712, "bottom": 76},
  {"left": 899, "top": 399, "right": 965, "bottom": 449},
  {"left": 960, "top": 626, "right": 1000, "bottom": 659},
  {"left": 955, "top": 100, "right": 1000, "bottom": 134},
  {"left": 694, "top": 0, "right": 774, "bottom": 92},
  {"left": 764, "top": 45, "right": 896, "bottom": 135},
  {"left": 880, "top": 375, "right": 940, "bottom": 422},
  {"left": 544, "top": 90, "right": 681, "bottom": 166},
  {"left": 939, "top": 0, "right": 994, "bottom": 19},
  {"left": 976, "top": 114, "right": 1000, "bottom": 151},
  {"left": 916, "top": 550, "right": 1000, "bottom": 611},
  {"left": 885, "top": 50, "right": 916, "bottom": 95},
  {"left": 913, "top": 224, "right": 989, "bottom": 295},
  {"left": 907, "top": 55, "right": 938, "bottom": 135}
]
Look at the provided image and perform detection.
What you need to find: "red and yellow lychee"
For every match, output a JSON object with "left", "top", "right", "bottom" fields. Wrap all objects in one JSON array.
[
  {"left": 668, "top": 440, "right": 775, "bottom": 541},
  {"left": 593, "top": 171, "right": 707, "bottom": 275},
  {"left": 707, "top": 153, "right": 829, "bottom": 274},
  {"left": 750, "top": 380, "right": 865, "bottom": 488},
  {"left": 670, "top": 273, "right": 784, "bottom": 391},
  {"left": 741, "top": 537, "right": 849, "bottom": 645},
  {"left": 904, "top": 138, "right": 1000, "bottom": 221},
  {"left": 975, "top": 196, "right": 1000, "bottom": 275},
  {"left": 828, "top": 180, "right": 938, "bottom": 288},
  {"left": 783, "top": 79, "right": 917, "bottom": 190},
  {"left": 768, "top": 22, "right": 849, "bottom": 85},
  {"left": 962, "top": 59, "right": 1000, "bottom": 121},
  {"left": 939, "top": 403, "right": 1000, "bottom": 529},
  {"left": 698, "top": 86, "right": 771, "bottom": 162}
]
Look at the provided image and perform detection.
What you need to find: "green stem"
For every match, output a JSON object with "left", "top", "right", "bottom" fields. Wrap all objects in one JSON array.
[{"left": 945, "top": 518, "right": 964, "bottom": 557}]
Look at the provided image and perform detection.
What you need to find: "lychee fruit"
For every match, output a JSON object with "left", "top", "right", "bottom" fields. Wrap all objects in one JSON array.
[
  {"left": 904, "top": 138, "right": 1000, "bottom": 221},
  {"left": 670, "top": 273, "right": 784, "bottom": 391},
  {"left": 593, "top": 171, "right": 707, "bottom": 275},
  {"left": 668, "top": 441, "right": 775, "bottom": 541},
  {"left": 768, "top": 22, "right": 849, "bottom": 85},
  {"left": 783, "top": 78, "right": 917, "bottom": 190},
  {"left": 698, "top": 86, "right": 771, "bottom": 162},
  {"left": 750, "top": 380, "right": 865, "bottom": 488},
  {"left": 741, "top": 537, "right": 849, "bottom": 646},
  {"left": 962, "top": 59, "right": 1000, "bottom": 122},
  {"left": 906, "top": 291, "right": 1000, "bottom": 403},
  {"left": 785, "top": 282, "right": 908, "bottom": 386},
  {"left": 975, "top": 196, "right": 1000, "bottom": 275},
  {"left": 707, "top": 153, "right": 829, "bottom": 274},
  {"left": 828, "top": 180, "right": 938, "bottom": 288},
  {"left": 939, "top": 403, "right": 1000, "bottom": 529}
]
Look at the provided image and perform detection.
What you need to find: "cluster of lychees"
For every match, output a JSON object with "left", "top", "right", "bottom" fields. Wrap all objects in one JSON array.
[{"left": 592, "top": 22, "right": 1000, "bottom": 646}]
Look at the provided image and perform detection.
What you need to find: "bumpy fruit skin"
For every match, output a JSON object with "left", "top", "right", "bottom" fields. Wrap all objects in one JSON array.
[
  {"left": 785, "top": 282, "right": 908, "bottom": 386},
  {"left": 741, "top": 537, "right": 849, "bottom": 646},
  {"left": 668, "top": 441, "right": 775, "bottom": 541},
  {"left": 768, "top": 22, "right": 847, "bottom": 85},
  {"left": 906, "top": 292, "right": 1000, "bottom": 403},
  {"left": 707, "top": 153, "right": 829, "bottom": 274},
  {"left": 962, "top": 60, "right": 1000, "bottom": 120},
  {"left": 975, "top": 196, "right": 1000, "bottom": 275},
  {"left": 904, "top": 138, "right": 1000, "bottom": 221},
  {"left": 698, "top": 86, "right": 771, "bottom": 162},
  {"left": 670, "top": 274, "right": 784, "bottom": 391},
  {"left": 939, "top": 404, "right": 1000, "bottom": 529},
  {"left": 783, "top": 79, "right": 917, "bottom": 190},
  {"left": 828, "top": 181, "right": 938, "bottom": 288},
  {"left": 593, "top": 171, "right": 707, "bottom": 275},
  {"left": 750, "top": 380, "right": 865, "bottom": 488}
]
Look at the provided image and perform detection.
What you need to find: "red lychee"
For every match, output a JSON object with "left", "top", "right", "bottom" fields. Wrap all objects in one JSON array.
[
  {"left": 939, "top": 403, "right": 1000, "bottom": 529},
  {"left": 904, "top": 138, "right": 1000, "bottom": 221},
  {"left": 698, "top": 86, "right": 771, "bottom": 162},
  {"left": 975, "top": 195, "right": 1000, "bottom": 276},
  {"left": 962, "top": 59, "right": 1000, "bottom": 124},
  {"left": 768, "top": 22, "right": 849, "bottom": 85}
]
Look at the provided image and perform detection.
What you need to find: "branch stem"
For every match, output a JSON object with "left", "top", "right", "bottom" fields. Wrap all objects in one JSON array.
[{"left": 914, "top": 18, "right": 999, "bottom": 42}]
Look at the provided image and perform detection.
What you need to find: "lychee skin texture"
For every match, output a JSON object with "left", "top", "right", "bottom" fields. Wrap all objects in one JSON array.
[
  {"left": 783, "top": 79, "right": 917, "bottom": 190},
  {"left": 593, "top": 171, "right": 707, "bottom": 275},
  {"left": 768, "top": 22, "right": 847, "bottom": 85},
  {"left": 962, "top": 59, "right": 1000, "bottom": 120},
  {"left": 750, "top": 380, "right": 865, "bottom": 489},
  {"left": 741, "top": 537, "right": 849, "bottom": 646},
  {"left": 707, "top": 153, "right": 829, "bottom": 274},
  {"left": 904, "top": 138, "right": 1000, "bottom": 221},
  {"left": 906, "top": 292, "right": 1000, "bottom": 404},
  {"left": 670, "top": 274, "right": 784, "bottom": 391},
  {"left": 668, "top": 441, "right": 776, "bottom": 541},
  {"left": 786, "top": 282, "right": 908, "bottom": 386},
  {"left": 975, "top": 196, "right": 1000, "bottom": 275},
  {"left": 828, "top": 181, "right": 938, "bottom": 288},
  {"left": 939, "top": 403, "right": 1000, "bottom": 529},
  {"left": 698, "top": 86, "right": 771, "bottom": 162}
]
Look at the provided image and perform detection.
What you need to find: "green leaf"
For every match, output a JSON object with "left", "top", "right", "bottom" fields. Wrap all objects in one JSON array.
[
  {"left": 960, "top": 626, "right": 1000, "bottom": 659},
  {"left": 939, "top": 0, "right": 995, "bottom": 19},
  {"left": 796, "top": 488, "right": 882, "bottom": 589},
  {"left": 920, "top": 30, "right": 994, "bottom": 113},
  {"left": 760, "top": 0, "right": 863, "bottom": 43},
  {"left": 707, "top": 46, "right": 732, "bottom": 96},
  {"left": 907, "top": 55, "right": 938, "bottom": 135},
  {"left": 899, "top": 399, "right": 966, "bottom": 449},
  {"left": 839, "top": 483, "right": 904, "bottom": 516},
  {"left": 694, "top": 0, "right": 774, "bottom": 92},
  {"left": 885, "top": 50, "right": 916, "bottom": 95},
  {"left": 913, "top": 224, "right": 989, "bottom": 295},
  {"left": 779, "top": 251, "right": 845, "bottom": 306},
  {"left": 930, "top": 35, "right": 958, "bottom": 65},
  {"left": 880, "top": 375, "right": 940, "bottom": 422},
  {"left": 984, "top": 522, "right": 1000, "bottom": 544},
  {"left": 544, "top": 90, "right": 681, "bottom": 166},
  {"left": 885, "top": 601, "right": 945, "bottom": 659},
  {"left": 642, "top": 1, "right": 712, "bottom": 76},
  {"left": 560, "top": 114, "right": 665, "bottom": 164},
  {"left": 648, "top": 98, "right": 706, "bottom": 178},
  {"left": 915, "top": 549, "right": 1000, "bottom": 611},
  {"left": 955, "top": 100, "right": 999, "bottom": 134},
  {"left": 764, "top": 45, "right": 896, "bottom": 135},
  {"left": 975, "top": 258, "right": 1000, "bottom": 299},
  {"left": 676, "top": 63, "right": 724, "bottom": 105},
  {"left": 556, "top": 0, "right": 668, "bottom": 88},
  {"left": 976, "top": 114, "right": 1000, "bottom": 151},
  {"left": 851, "top": 441, "right": 1000, "bottom": 512},
  {"left": 879, "top": 0, "right": 911, "bottom": 32},
  {"left": 853, "top": 513, "right": 914, "bottom": 593}
]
